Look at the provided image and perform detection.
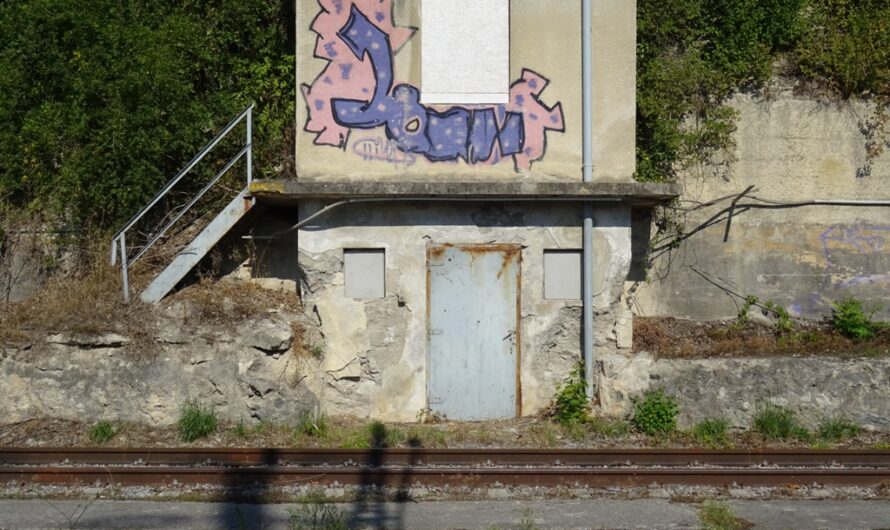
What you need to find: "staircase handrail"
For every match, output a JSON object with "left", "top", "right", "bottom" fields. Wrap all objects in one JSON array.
[{"left": 110, "top": 104, "right": 254, "bottom": 301}]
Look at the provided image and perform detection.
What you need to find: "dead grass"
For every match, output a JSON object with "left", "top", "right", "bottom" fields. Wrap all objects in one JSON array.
[
  {"left": 634, "top": 317, "right": 890, "bottom": 358},
  {"left": 170, "top": 276, "right": 301, "bottom": 326},
  {"left": 0, "top": 260, "right": 152, "bottom": 344}
]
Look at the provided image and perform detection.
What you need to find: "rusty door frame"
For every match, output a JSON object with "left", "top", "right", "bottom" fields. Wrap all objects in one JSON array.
[{"left": 425, "top": 243, "right": 523, "bottom": 418}]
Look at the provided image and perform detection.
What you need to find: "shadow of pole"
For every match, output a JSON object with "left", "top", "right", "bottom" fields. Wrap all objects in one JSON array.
[
  {"left": 216, "top": 447, "right": 279, "bottom": 529},
  {"left": 347, "top": 424, "right": 419, "bottom": 530}
]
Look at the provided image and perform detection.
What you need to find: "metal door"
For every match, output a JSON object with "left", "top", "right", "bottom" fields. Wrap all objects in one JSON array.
[{"left": 427, "top": 244, "right": 521, "bottom": 420}]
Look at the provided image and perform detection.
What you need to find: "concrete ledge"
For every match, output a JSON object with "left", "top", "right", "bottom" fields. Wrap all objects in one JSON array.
[{"left": 250, "top": 180, "right": 682, "bottom": 206}]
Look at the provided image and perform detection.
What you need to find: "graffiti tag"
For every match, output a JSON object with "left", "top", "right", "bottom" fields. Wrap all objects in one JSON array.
[{"left": 301, "top": 1, "right": 565, "bottom": 171}]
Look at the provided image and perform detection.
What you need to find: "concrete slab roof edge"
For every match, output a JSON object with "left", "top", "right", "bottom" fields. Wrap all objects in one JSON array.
[{"left": 249, "top": 180, "right": 683, "bottom": 206}]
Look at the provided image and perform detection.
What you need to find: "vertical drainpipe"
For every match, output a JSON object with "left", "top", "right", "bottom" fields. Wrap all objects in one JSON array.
[{"left": 581, "top": 0, "right": 595, "bottom": 400}]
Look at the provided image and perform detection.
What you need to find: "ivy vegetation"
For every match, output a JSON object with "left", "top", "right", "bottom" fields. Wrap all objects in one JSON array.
[
  {"left": 637, "top": 0, "right": 890, "bottom": 182},
  {"left": 0, "top": 0, "right": 295, "bottom": 232}
]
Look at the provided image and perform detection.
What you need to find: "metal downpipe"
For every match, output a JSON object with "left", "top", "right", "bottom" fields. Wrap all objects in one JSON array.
[{"left": 581, "top": 0, "right": 595, "bottom": 401}]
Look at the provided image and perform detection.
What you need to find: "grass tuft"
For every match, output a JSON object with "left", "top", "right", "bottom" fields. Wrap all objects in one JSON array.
[
  {"left": 692, "top": 418, "right": 731, "bottom": 448},
  {"left": 178, "top": 400, "right": 218, "bottom": 442},
  {"left": 752, "top": 404, "right": 809, "bottom": 441},
  {"left": 88, "top": 421, "right": 116, "bottom": 444},
  {"left": 699, "top": 500, "right": 749, "bottom": 530},
  {"left": 295, "top": 410, "right": 327, "bottom": 438},
  {"left": 817, "top": 416, "right": 861, "bottom": 443},
  {"left": 288, "top": 489, "right": 349, "bottom": 530}
]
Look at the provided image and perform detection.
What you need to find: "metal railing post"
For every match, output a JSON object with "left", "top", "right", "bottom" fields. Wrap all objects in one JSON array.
[
  {"left": 109, "top": 104, "right": 254, "bottom": 301},
  {"left": 120, "top": 234, "right": 130, "bottom": 303},
  {"left": 246, "top": 106, "right": 253, "bottom": 186}
]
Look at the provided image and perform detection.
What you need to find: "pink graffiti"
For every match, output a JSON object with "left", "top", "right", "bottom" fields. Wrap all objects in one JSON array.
[
  {"left": 506, "top": 70, "right": 565, "bottom": 171},
  {"left": 301, "top": 1, "right": 565, "bottom": 172},
  {"left": 302, "top": 0, "right": 415, "bottom": 147}
]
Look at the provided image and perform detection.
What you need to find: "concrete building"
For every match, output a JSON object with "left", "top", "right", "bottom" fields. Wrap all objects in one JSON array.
[{"left": 231, "top": 0, "right": 678, "bottom": 421}]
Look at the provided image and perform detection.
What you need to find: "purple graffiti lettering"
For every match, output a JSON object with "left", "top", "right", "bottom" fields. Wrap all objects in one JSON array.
[
  {"left": 306, "top": 2, "right": 563, "bottom": 171},
  {"left": 331, "top": 7, "right": 526, "bottom": 164}
]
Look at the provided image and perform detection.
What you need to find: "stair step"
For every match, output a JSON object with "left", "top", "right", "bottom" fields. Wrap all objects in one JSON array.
[{"left": 140, "top": 190, "right": 254, "bottom": 303}]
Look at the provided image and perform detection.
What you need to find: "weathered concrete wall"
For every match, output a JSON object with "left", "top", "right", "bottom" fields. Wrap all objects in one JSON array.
[
  {"left": 633, "top": 87, "right": 890, "bottom": 320},
  {"left": 598, "top": 352, "right": 890, "bottom": 430},
  {"left": 295, "top": 0, "right": 636, "bottom": 182},
  {"left": 0, "top": 312, "right": 319, "bottom": 426},
  {"left": 296, "top": 202, "right": 633, "bottom": 421}
]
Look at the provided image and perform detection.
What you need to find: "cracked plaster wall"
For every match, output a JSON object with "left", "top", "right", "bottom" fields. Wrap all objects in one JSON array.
[{"left": 297, "top": 202, "right": 633, "bottom": 421}]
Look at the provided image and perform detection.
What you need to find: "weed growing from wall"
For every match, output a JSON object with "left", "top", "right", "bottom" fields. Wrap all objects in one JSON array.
[{"left": 552, "top": 362, "right": 590, "bottom": 426}]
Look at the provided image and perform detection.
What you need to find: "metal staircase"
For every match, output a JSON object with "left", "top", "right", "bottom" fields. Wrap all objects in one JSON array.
[{"left": 110, "top": 105, "right": 255, "bottom": 303}]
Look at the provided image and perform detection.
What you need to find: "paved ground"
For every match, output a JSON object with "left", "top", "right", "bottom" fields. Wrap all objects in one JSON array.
[{"left": 0, "top": 499, "right": 889, "bottom": 529}]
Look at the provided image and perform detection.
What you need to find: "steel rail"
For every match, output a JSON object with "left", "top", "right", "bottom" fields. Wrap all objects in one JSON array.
[
  {"left": 3, "top": 448, "right": 890, "bottom": 468},
  {"left": 3, "top": 465, "right": 890, "bottom": 488}
]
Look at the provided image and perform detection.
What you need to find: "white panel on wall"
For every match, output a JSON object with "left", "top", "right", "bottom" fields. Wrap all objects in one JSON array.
[
  {"left": 344, "top": 249, "right": 386, "bottom": 299},
  {"left": 421, "top": 0, "right": 510, "bottom": 105},
  {"left": 544, "top": 250, "right": 582, "bottom": 300}
]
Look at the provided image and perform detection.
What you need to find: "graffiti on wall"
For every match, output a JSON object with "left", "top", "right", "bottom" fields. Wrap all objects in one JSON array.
[
  {"left": 790, "top": 224, "right": 890, "bottom": 316},
  {"left": 302, "top": 1, "right": 565, "bottom": 171}
]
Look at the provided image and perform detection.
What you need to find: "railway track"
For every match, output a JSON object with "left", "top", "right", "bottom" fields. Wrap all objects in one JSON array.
[{"left": 2, "top": 448, "right": 890, "bottom": 488}]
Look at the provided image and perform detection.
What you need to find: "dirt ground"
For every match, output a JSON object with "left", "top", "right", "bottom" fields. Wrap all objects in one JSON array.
[
  {"left": 633, "top": 316, "right": 890, "bottom": 358},
  {"left": 3, "top": 417, "right": 890, "bottom": 451}
]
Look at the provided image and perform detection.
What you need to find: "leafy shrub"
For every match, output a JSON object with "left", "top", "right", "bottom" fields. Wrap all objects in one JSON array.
[
  {"left": 817, "top": 416, "right": 861, "bottom": 443},
  {"left": 636, "top": 0, "right": 805, "bottom": 182},
  {"left": 632, "top": 389, "right": 679, "bottom": 435},
  {"left": 753, "top": 404, "right": 809, "bottom": 441},
  {"left": 795, "top": 0, "right": 890, "bottom": 98},
  {"left": 296, "top": 410, "right": 327, "bottom": 438},
  {"left": 832, "top": 297, "right": 878, "bottom": 340},
  {"left": 178, "top": 400, "right": 218, "bottom": 442},
  {"left": 88, "top": 421, "right": 116, "bottom": 444},
  {"left": 552, "top": 362, "right": 590, "bottom": 426},
  {"left": 0, "top": 0, "right": 295, "bottom": 233},
  {"left": 692, "top": 418, "right": 731, "bottom": 447}
]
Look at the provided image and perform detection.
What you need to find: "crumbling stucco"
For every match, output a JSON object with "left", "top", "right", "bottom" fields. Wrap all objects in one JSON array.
[{"left": 297, "top": 202, "right": 634, "bottom": 420}]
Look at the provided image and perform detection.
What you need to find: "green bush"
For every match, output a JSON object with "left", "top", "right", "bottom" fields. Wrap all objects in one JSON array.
[
  {"left": 88, "top": 421, "right": 116, "bottom": 444},
  {"left": 692, "top": 418, "right": 731, "bottom": 447},
  {"left": 632, "top": 389, "right": 680, "bottom": 435},
  {"left": 817, "top": 416, "right": 861, "bottom": 443},
  {"left": 753, "top": 404, "right": 809, "bottom": 441},
  {"left": 795, "top": 0, "right": 890, "bottom": 98},
  {"left": 0, "top": 0, "right": 294, "bottom": 232},
  {"left": 552, "top": 363, "right": 590, "bottom": 426},
  {"left": 636, "top": 0, "right": 805, "bottom": 182},
  {"left": 832, "top": 297, "right": 878, "bottom": 340},
  {"left": 177, "top": 400, "right": 218, "bottom": 442},
  {"left": 636, "top": 0, "right": 890, "bottom": 184}
]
